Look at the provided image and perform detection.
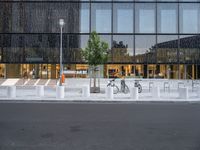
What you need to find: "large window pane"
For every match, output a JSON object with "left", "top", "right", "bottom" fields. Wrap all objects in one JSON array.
[
  {"left": 112, "top": 35, "right": 134, "bottom": 63},
  {"left": 1, "top": 2, "right": 82, "bottom": 33},
  {"left": 91, "top": 3, "right": 111, "bottom": 33},
  {"left": 157, "top": 4, "right": 178, "bottom": 33},
  {"left": 179, "top": 35, "right": 200, "bottom": 64},
  {"left": 80, "top": 3, "right": 89, "bottom": 33},
  {"left": 135, "top": 4, "right": 156, "bottom": 33},
  {"left": 67, "top": 35, "right": 89, "bottom": 63},
  {"left": 157, "top": 35, "right": 178, "bottom": 63},
  {"left": 135, "top": 35, "right": 156, "bottom": 63},
  {"left": 0, "top": 3, "right": 12, "bottom": 33},
  {"left": 0, "top": 4, "right": 2, "bottom": 33},
  {"left": 180, "top": 4, "right": 200, "bottom": 33},
  {"left": 113, "top": 3, "right": 133, "bottom": 33}
]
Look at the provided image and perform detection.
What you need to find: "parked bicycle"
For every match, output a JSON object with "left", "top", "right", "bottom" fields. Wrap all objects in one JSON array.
[
  {"left": 107, "top": 79, "right": 119, "bottom": 94},
  {"left": 107, "top": 78, "right": 129, "bottom": 94},
  {"left": 134, "top": 80, "right": 142, "bottom": 93},
  {"left": 120, "top": 79, "right": 130, "bottom": 94}
]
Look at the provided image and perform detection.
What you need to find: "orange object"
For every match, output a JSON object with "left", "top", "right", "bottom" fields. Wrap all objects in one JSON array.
[{"left": 61, "top": 74, "right": 65, "bottom": 83}]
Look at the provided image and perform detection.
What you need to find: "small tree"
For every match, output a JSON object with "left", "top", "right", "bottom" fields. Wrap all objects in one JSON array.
[{"left": 82, "top": 31, "right": 109, "bottom": 93}]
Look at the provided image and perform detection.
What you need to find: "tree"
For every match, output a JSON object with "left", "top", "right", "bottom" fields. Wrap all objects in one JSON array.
[{"left": 82, "top": 31, "right": 109, "bottom": 93}]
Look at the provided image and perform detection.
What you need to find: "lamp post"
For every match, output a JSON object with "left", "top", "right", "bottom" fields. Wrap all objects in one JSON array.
[{"left": 59, "top": 19, "right": 64, "bottom": 86}]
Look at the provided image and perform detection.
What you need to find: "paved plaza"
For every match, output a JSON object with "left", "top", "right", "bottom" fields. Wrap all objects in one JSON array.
[{"left": 0, "top": 78, "right": 200, "bottom": 101}]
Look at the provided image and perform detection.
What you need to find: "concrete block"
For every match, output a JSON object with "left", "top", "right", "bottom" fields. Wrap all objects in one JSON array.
[
  {"left": 179, "top": 87, "right": 188, "bottom": 99},
  {"left": 130, "top": 87, "right": 138, "bottom": 100},
  {"left": 7, "top": 86, "right": 16, "bottom": 98},
  {"left": 152, "top": 87, "right": 160, "bottom": 99},
  {"left": 106, "top": 87, "right": 113, "bottom": 99},
  {"left": 82, "top": 85, "right": 90, "bottom": 97},
  {"left": 197, "top": 87, "right": 200, "bottom": 98},
  {"left": 56, "top": 86, "right": 65, "bottom": 99},
  {"left": 36, "top": 85, "right": 44, "bottom": 97}
]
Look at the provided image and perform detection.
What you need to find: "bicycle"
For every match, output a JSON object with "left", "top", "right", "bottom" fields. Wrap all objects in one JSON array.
[
  {"left": 134, "top": 80, "right": 142, "bottom": 93},
  {"left": 107, "top": 79, "right": 119, "bottom": 94},
  {"left": 120, "top": 79, "right": 130, "bottom": 94},
  {"left": 107, "top": 78, "right": 129, "bottom": 94}
]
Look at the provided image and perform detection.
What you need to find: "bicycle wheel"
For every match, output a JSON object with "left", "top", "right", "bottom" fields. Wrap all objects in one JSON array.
[
  {"left": 123, "top": 85, "right": 130, "bottom": 94},
  {"left": 138, "top": 84, "right": 142, "bottom": 93},
  {"left": 113, "top": 85, "right": 119, "bottom": 94}
]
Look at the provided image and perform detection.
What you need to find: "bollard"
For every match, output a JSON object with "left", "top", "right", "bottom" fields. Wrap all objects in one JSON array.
[
  {"left": 179, "top": 87, "right": 188, "bottom": 99},
  {"left": 106, "top": 87, "right": 113, "bottom": 99},
  {"left": 152, "top": 86, "right": 160, "bottom": 99},
  {"left": 196, "top": 87, "right": 200, "bottom": 98},
  {"left": 82, "top": 85, "right": 90, "bottom": 97},
  {"left": 7, "top": 86, "right": 16, "bottom": 98},
  {"left": 130, "top": 87, "right": 138, "bottom": 100},
  {"left": 149, "top": 82, "right": 154, "bottom": 92},
  {"left": 56, "top": 86, "right": 65, "bottom": 99},
  {"left": 36, "top": 85, "right": 44, "bottom": 97}
]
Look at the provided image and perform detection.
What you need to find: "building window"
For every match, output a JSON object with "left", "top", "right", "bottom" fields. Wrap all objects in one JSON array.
[
  {"left": 135, "top": 3, "right": 156, "bottom": 33},
  {"left": 157, "top": 35, "right": 178, "bottom": 63},
  {"left": 91, "top": 3, "right": 112, "bottom": 33},
  {"left": 113, "top": 35, "right": 134, "bottom": 63},
  {"left": 135, "top": 35, "right": 156, "bottom": 63},
  {"left": 157, "top": 3, "right": 178, "bottom": 33},
  {"left": 113, "top": 3, "right": 133, "bottom": 33},
  {"left": 180, "top": 4, "right": 200, "bottom": 33},
  {"left": 179, "top": 35, "right": 200, "bottom": 64},
  {"left": 80, "top": 3, "right": 89, "bottom": 33}
]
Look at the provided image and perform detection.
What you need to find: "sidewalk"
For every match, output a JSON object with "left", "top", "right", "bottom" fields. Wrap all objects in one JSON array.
[{"left": 0, "top": 78, "right": 200, "bottom": 102}]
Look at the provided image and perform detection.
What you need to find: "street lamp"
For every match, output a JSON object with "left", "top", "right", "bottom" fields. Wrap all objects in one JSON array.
[{"left": 59, "top": 19, "right": 65, "bottom": 86}]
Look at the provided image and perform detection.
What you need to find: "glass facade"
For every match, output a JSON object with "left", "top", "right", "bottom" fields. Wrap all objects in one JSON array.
[{"left": 0, "top": 0, "right": 200, "bottom": 79}]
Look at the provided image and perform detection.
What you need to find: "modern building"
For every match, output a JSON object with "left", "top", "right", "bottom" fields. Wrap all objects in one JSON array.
[{"left": 0, "top": 0, "right": 200, "bottom": 79}]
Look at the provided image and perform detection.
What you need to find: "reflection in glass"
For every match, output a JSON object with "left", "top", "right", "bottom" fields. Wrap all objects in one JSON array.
[
  {"left": 66, "top": 35, "right": 89, "bottom": 63},
  {"left": 113, "top": 3, "right": 133, "bottom": 33},
  {"left": 180, "top": 4, "right": 200, "bottom": 33},
  {"left": 135, "top": 4, "right": 156, "bottom": 33},
  {"left": 157, "top": 3, "right": 178, "bottom": 33},
  {"left": 135, "top": 35, "right": 156, "bottom": 63},
  {"left": 112, "top": 35, "right": 133, "bottom": 63},
  {"left": 80, "top": 3, "right": 89, "bottom": 33},
  {"left": 1, "top": 2, "right": 81, "bottom": 33},
  {"left": 91, "top": 3, "right": 111, "bottom": 33},
  {"left": 0, "top": 4, "right": 3, "bottom": 33},
  {"left": 157, "top": 35, "right": 178, "bottom": 63},
  {"left": 179, "top": 35, "right": 200, "bottom": 63}
]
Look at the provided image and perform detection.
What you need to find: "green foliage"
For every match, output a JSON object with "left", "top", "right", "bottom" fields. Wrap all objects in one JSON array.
[{"left": 82, "top": 31, "right": 109, "bottom": 66}]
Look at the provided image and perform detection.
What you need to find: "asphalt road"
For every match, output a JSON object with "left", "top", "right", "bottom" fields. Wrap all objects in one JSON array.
[{"left": 0, "top": 101, "right": 200, "bottom": 150}]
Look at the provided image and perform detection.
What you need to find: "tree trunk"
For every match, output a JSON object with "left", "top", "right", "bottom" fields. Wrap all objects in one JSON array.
[
  {"left": 90, "top": 65, "right": 100, "bottom": 93},
  {"left": 93, "top": 69, "right": 96, "bottom": 88}
]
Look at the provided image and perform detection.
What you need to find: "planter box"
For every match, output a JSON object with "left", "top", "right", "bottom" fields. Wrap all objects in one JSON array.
[{"left": 90, "top": 87, "right": 100, "bottom": 93}]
